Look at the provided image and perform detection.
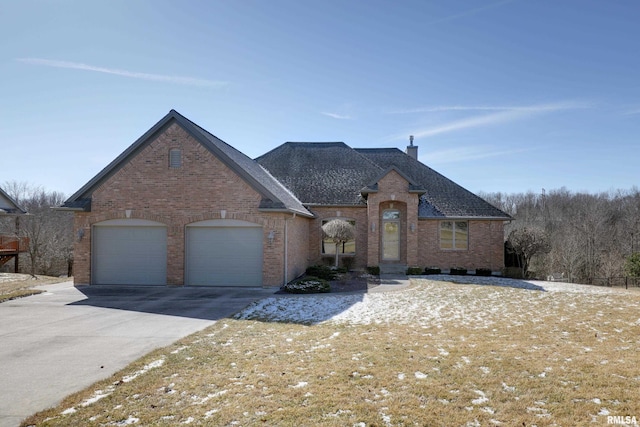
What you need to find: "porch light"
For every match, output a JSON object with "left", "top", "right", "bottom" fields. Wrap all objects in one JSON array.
[
  {"left": 77, "top": 228, "right": 85, "bottom": 242},
  {"left": 267, "top": 230, "right": 275, "bottom": 244},
  {"left": 410, "top": 223, "right": 416, "bottom": 233},
  {"left": 371, "top": 222, "right": 376, "bottom": 233}
]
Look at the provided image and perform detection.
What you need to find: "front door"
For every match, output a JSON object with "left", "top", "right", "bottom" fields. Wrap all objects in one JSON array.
[{"left": 382, "top": 209, "right": 400, "bottom": 261}]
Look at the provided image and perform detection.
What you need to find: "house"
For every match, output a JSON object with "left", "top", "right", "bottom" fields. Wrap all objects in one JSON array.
[
  {"left": 0, "top": 187, "right": 28, "bottom": 271},
  {"left": 60, "top": 110, "right": 511, "bottom": 287}
]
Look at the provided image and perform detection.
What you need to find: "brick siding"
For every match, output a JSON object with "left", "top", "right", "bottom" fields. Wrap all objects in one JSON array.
[{"left": 72, "top": 123, "right": 305, "bottom": 287}]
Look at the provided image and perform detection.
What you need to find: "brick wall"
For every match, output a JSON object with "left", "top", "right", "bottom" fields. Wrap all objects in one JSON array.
[
  {"left": 72, "top": 122, "right": 306, "bottom": 287},
  {"left": 285, "top": 214, "right": 310, "bottom": 282},
  {"left": 307, "top": 206, "right": 369, "bottom": 270},
  {"left": 417, "top": 219, "right": 505, "bottom": 271}
]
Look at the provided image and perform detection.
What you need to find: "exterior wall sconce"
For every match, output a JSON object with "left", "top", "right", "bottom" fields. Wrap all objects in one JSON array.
[
  {"left": 220, "top": 209, "right": 227, "bottom": 219},
  {"left": 410, "top": 223, "right": 416, "bottom": 233},
  {"left": 371, "top": 222, "right": 376, "bottom": 233},
  {"left": 77, "top": 228, "right": 85, "bottom": 242},
  {"left": 125, "top": 209, "right": 132, "bottom": 218},
  {"left": 267, "top": 230, "right": 275, "bottom": 244}
]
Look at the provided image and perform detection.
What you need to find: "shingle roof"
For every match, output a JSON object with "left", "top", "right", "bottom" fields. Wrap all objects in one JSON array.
[
  {"left": 61, "top": 110, "right": 312, "bottom": 217},
  {"left": 256, "top": 142, "right": 384, "bottom": 205},
  {"left": 355, "top": 148, "right": 511, "bottom": 219},
  {"left": 256, "top": 142, "right": 510, "bottom": 219}
]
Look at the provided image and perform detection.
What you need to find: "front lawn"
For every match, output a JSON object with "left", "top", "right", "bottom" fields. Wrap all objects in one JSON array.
[
  {"left": 0, "top": 273, "right": 68, "bottom": 303},
  {"left": 22, "top": 278, "right": 640, "bottom": 426}
]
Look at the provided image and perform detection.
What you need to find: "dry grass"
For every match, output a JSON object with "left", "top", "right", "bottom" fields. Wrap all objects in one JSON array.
[
  {"left": 22, "top": 279, "right": 640, "bottom": 426},
  {"left": 0, "top": 274, "right": 68, "bottom": 302}
]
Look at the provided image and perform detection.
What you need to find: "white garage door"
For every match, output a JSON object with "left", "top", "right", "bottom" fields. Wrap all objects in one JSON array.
[
  {"left": 186, "top": 220, "right": 263, "bottom": 286},
  {"left": 93, "top": 219, "right": 167, "bottom": 285}
]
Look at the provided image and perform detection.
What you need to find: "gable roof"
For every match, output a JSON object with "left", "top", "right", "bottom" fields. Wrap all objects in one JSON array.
[
  {"left": 257, "top": 142, "right": 510, "bottom": 219},
  {"left": 61, "top": 110, "right": 312, "bottom": 217},
  {"left": 0, "top": 187, "right": 26, "bottom": 214},
  {"left": 355, "top": 148, "right": 511, "bottom": 219}
]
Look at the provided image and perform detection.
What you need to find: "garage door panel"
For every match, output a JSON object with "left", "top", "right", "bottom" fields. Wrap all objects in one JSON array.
[
  {"left": 187, "top": 226, "right": 262, "bottom": 287},
  {"left": 93, "top": 225, "right": 167, "bottom": 285}
]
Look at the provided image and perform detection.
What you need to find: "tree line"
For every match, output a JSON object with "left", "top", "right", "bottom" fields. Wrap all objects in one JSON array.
[{"left": 479, "top": 187, "right": 640, "bottom": 285}]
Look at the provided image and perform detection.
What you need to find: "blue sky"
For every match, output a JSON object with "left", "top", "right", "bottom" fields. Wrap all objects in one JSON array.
[{"left": 2, "top": 0, "right": 639, "bottom": 197}]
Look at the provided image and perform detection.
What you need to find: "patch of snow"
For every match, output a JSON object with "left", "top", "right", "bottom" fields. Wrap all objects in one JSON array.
[
  {"left": 379, "top": 411, "right": 392, "bottom": 426},
  {"left": 116, "top": 416, "right": 140, "bottom": 425},
  {"left": 480, "top": 366, "right": 490, "bottom": 374},
  {"left": 397, "top": 373, "right": 405, "bottom": 380},
  {"left": 598, "top": 408, "right": 610, "bottom": 416},
  {"left": 204, "top": 409, "right": 219, "bottom": 418},
  {"left": 472, "top": 390, "right": 489, "bottom": 405},
  {"left": 291, "top": 381, "right": 308, "bottom": 388},
  {"left": 414, "top": 371, "right": 428, "bottom": 379},
  {"left": 170, "top": 346, "right": 188, "bottom": 354},
  {"left": 61, "top": 407, "right": 76, "bottom": 415},
  {"left": 122, "top": 358, "right": 165, "bottom": 383},
  {"left": 502, "top": 383, "right": 515, "bottom": 392}
]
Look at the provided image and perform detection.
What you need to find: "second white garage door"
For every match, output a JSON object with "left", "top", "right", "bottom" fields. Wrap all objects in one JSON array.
[{"left": 186, "top": 220, "right": 263, "bottom": 286}]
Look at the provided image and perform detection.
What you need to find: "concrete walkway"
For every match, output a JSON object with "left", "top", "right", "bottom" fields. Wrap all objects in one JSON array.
[{"left": 0, "top": 281, "right": 277, "bottom": 427}]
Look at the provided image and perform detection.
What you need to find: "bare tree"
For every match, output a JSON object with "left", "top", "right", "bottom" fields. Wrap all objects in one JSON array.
[
  {"left": 507, "top": 226, "right": 551, "bottom": 278},
  {"left": 1, "top": 181, "right": 72, "bottom": 277},
  {"left": 321, "top": 219, "right": 356, "bottom": 268}
]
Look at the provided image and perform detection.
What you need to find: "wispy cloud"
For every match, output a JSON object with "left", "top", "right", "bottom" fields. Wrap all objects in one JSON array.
[
  {"left": 389, "top": 102, "right": 591, "bottom": 115},
  {"left": 425, "top": 145, "right": 533, "bottom": 164},
  {"left": 16, "top": 58, "right": 227, "bottom": 87},
  {"left": 321, "top": 112, "right": 353, "bottom": 120},
  {"left": 392, "top": 101, "right": 591, "bottom": 140}
]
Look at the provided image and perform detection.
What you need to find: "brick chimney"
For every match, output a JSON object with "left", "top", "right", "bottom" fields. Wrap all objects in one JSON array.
[{"left": 406, "top": 135, "right": 418, "bottom": 160}]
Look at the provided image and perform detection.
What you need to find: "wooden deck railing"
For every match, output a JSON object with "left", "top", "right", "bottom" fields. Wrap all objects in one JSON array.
[{"left": 0, "top": 236, "right": 29, "bottom": 253}]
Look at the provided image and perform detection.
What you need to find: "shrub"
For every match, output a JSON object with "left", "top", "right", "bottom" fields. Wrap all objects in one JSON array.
[
  {"left": 449, "top": 267, "right": 467, "bottom": 276},
  {"left": 502, "top": 267, "right": 523, "bottom": 279},
  {"left": 475, "top": 268, "right": 492, "bottom": 276},
  {"left": 424, "top": 267, "right": 441, "bottom": 275},
  {"left": 625, "top": 252, "right": 640, "bottom": 278},
  {"left": 283, "top": 276, "right": 330, "bottom": 294},
  {"left": 406, "top": 267, "right": 423, "bottom": 275},
  {"left": 366, "top": 266, "right": 380, "bottom": 276},
  {"left": 305, "top": 265, "right": 337, "bottom": 281}
]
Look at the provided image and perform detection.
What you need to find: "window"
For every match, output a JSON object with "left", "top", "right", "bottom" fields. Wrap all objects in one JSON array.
[
  {"left": 169, "top": 149, "right": 182, "bottom": 168},
  {"left": 321, "top": 219, "right": 356, "bottom": 255},
  {"left": 440, "top": 221, "right": 468, "bottom": 250}
]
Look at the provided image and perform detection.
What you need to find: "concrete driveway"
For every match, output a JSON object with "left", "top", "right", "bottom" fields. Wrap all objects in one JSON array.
[{"left": 0, "top": 280, "right": 276, "bottom": 427}]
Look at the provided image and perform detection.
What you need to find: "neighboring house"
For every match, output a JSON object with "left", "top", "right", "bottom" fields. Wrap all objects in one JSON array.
[
  {"left": 61, "top": 110, "right": 511, "bottom": 287},
  {"left": 0, "top": 187, "right": 28, "bottom": 271}
]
